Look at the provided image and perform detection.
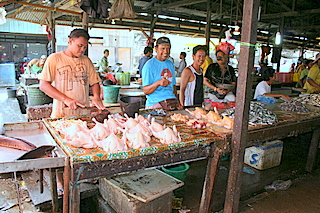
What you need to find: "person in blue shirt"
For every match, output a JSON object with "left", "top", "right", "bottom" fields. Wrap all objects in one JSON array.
[
  {"left": 138, "top": 46, "right": 153, "bottom": 78},
  {"left": 142, "top": 37, "right": 181, "bottom": 109}
]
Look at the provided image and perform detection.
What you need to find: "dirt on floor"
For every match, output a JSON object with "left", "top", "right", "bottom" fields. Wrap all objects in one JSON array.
[{"left": 239, "top": 169, "right": 320, "bottom": 212}]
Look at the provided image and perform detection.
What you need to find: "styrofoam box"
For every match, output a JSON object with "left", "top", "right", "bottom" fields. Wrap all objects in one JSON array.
[
  {"left": 244, "top": 140, "right": 283, "bottom": 170},
  {"left": 99, "top": 169, "right": 184, "bottom": 213}
]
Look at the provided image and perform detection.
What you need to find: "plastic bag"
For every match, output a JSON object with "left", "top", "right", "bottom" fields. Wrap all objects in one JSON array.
[
  {"left": 256, "top": 95, "right": 276, "bottom": 104},
  {"left": 108, "top": 0, "right": 136, "bottom": 19},
  {"left": 265, "top": 179, "right": 292, "bottom": 191},
  {"left": 0, "top": 7, "right": 7, "bottom": 25}
]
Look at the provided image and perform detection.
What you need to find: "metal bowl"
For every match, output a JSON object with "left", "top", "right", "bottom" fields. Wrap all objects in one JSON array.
[{"left": 215, "top": 83, "right": 235, "bottom": 90}]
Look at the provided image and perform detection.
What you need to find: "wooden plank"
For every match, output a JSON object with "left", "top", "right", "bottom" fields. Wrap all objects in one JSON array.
[
  {"left": 0, "top": 157, "right": 65, "bottom": 173},
  {"left": 105, "top": 169, "right": 183, "bottom": 203},
  {"left": 224, "top": 0, "right": 260, "bottom": 212},
  {"left": 72, "top": 144, "right": 213, "bottom": 182},
  {"left": 247, "top": 118, "right": 320, "bottom": 146},
  {"left": 305, "top": 129, "right": 320, "bottom": 172}
]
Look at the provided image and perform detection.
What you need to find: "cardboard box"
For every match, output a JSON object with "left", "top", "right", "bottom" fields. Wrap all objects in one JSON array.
[
  {"left": 244, "top": 140, "right": 283, "bottom": 170},
  {"left": 99, "top": 169, "right": 184, "bottom": 213}
]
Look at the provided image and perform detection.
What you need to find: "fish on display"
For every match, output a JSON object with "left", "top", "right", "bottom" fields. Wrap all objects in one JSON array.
[{"left": 0, "top": 135, "right": 36, "bottom": 151}]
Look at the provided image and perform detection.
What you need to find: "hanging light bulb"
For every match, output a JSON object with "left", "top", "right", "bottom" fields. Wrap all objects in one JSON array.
[
  {"left": 234, "top": 25, "right": 240, "bottom": 35},
  {"left": 275, "top": 32, "right": 281, "bottom": 45}
]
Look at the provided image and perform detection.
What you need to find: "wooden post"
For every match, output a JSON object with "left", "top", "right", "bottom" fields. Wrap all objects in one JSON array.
[
  {"left": 205, "top": 0, "right": 212, "bottom": 51},
  {"left": 224, "top": 0, "right": 259, "bottom": 212},
  {"left": 82, "top": 12, "right": 89, "bottom": 56},
  {"left": 305, "top": 129, "right": 320, "bottom": 172},
  {"left": 49, "top": 11, "right": 56, "bottom": 53}
]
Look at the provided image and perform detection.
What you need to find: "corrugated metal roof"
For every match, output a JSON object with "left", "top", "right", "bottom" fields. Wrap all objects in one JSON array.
[{"left": 1, "top": 0, "right": 320, "bottom": 50}]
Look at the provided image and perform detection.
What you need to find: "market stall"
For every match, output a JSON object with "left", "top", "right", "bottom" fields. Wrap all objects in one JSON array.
[
  {"left": 0, "top": 121, "right": 67, "bottom": 212},
  {"left": 42, "top": 110, "right": 229, "bottom": 213},
  {"left": 39, "top": 97, "right": 320, "bottom": 213}
]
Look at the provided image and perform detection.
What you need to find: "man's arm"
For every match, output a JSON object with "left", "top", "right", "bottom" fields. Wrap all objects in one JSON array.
[
  {"left": 307, "top": 78, "right": 320, "bottom": 90},
  {"left": 39, "top": 80, "right": 85, "bottom": 109},
  {"left": 91, "top": 83, "right": 105, "bottom": 110},
  {"left": 264, "top": 93, "right": 291, "bottom": 101},
  {"left": 203, "top": 77, "right": 217, "bottom": 91}
]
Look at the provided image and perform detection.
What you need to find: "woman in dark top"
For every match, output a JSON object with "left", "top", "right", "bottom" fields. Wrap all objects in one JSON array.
[{"left": 204, "top": 50, "right": 237, "bottom": 102}]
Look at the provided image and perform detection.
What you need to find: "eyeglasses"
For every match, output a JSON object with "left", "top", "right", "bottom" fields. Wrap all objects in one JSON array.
[{"left": 216, "top": 57, "right": 223, "bottom": 61}]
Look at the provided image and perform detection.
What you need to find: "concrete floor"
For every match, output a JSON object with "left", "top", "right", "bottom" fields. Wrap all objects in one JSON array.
[
  {"left": 0, "top": 86, "right": 319, "bottom": 212},
  {"left": 179, "top": 133, "right": 320, "bottom": 213}
]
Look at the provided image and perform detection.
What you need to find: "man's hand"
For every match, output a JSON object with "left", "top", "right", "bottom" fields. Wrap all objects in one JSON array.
[
  {"left": 177, "top": 103, "right": 184, "bottom": 110},
  {"left": 158, "top": 77, "right": 171, "bottom": 87},
  {"left": 91, "top": 97, "right": 106, "bottom": 110},
  {"left": 217, "top": 88, "right": 227, "bottom": 95},
  {"left": 63, "top": 97, "right": 85, "bottom": 110}
]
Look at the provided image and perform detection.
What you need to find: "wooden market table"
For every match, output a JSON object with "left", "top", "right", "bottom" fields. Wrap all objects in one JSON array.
[
  {"left": 43, "top": 104, "right": 320, "bottom": 213},
  {"left": 43, "top": 110, "right": 229, "bottom": 213}
]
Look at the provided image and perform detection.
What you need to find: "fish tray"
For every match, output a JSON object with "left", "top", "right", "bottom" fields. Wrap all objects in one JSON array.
[
  {"left": 0, "top": 121, "right": 66, "bottom": 173},
  {"left": 42, "top": 113, "right": 226, "bottom": 163}
]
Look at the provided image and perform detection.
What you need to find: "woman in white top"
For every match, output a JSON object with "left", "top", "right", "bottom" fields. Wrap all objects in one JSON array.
[
  {"left": 254, "top": 67, "right": 290, "bottom": 101},
  {"left": 179, "top": 45, "right": 207, "bottom": 107}
]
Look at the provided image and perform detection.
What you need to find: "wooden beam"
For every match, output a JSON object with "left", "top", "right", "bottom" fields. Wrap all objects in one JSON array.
[
  {"left": 12, "top": 0, "right": 32, "bottom": 16},
  {"left": 276, "top": 1, "right": 292, "bottom": 12},
  {"left": 224, "top": 0, "right": 259, "bottom": 212},
  {"left": 15, "top": 1, "right": 81, "bottom": 16},
  {"left": 163, "top": 0, "right": 206, "bottom": 8},
  {"left": 261, "top": 8, "right": 320, "bottom": 19},
  {"left": 0, "top": 0, "right": 14, "bottom": 7}
]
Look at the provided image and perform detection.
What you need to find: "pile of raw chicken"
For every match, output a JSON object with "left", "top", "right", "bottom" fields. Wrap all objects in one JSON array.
[
  {"left": 49, "top": 113, "right": 181, "bottom": 153},
  {"left": 171, "top": 107, "right": 234, "bottom": 130}
]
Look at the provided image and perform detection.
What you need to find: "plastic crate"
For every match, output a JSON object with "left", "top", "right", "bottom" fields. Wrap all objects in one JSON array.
[
  {"left": 244, "top": 140, "right": 283, "bottom": 170},
  {"left": 0, "top": 63, "right": 16, "bottom": 87}
]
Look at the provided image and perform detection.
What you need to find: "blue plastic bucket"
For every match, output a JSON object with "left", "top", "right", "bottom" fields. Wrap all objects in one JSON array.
[
  {"left": 103, "top": 85, "right": 121, "bottom": 103},
  {"left": 161, "top": 163, "right": 190, "bottom": 182}
]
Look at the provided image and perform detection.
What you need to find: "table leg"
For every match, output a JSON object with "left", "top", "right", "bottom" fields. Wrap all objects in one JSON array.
[
  {"left": 49, "top": 168, "right": 59, "bottom": 212},
  {"left": 70, "top": 183, "right": 81, "bottom": 213},
  {"left": 63, "top": 164, "right": 70, "bottom": 213},
  {"left": 199, "top": 148, "right": 222, "bottom": 213},
  {"left": 305, "top": 129, "right": 320, "bottom": 172}
]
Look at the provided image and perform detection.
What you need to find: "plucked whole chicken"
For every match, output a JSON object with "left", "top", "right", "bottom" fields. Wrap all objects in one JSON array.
[{"left": 50, "top": 113, "right": 182, "bottom": 153}]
